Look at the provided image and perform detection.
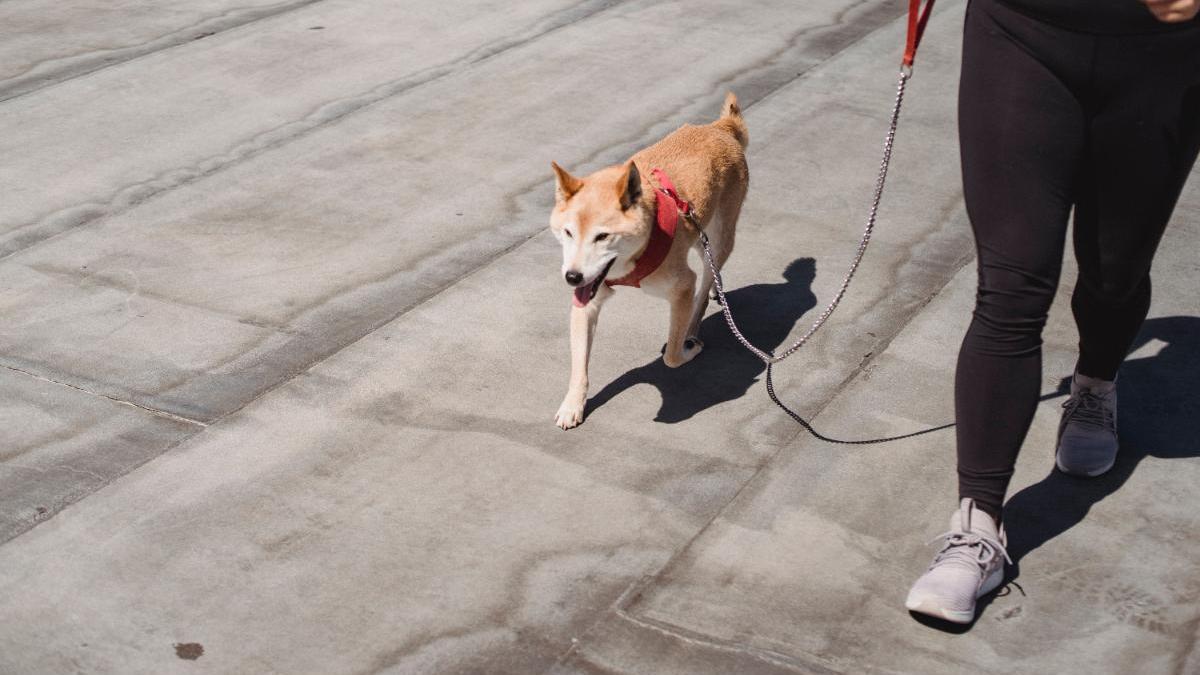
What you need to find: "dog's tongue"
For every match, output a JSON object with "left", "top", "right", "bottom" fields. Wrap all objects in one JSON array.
[{"left": 572, "top": 282, "right": 593, "bottom": 308}]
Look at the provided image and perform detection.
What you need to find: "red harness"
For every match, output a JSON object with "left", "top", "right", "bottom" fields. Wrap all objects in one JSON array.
[{"left": 606, "top": 167, "right": 691, "bottom": 288}]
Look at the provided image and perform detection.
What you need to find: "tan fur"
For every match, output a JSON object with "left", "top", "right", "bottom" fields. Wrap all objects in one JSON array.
[{"left": 549, "top": 93, "right": 749, "bottom": 429}]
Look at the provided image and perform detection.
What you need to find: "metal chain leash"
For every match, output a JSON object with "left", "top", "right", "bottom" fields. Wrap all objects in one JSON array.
[
  {"left": 694, "top": 68, "right": 955, "bottom": 445},
  {"left": 697, "top": 68, "right": 910, "bottom": 365}
]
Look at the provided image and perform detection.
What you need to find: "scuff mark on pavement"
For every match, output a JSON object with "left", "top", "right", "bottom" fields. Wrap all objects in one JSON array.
[{"left": 173, "top": 642, "right": 204, "bottom": 660}]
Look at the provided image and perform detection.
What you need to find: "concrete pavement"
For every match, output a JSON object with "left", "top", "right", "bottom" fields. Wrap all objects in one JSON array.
[{"left": 2, "top": 1, "right": 1198, "bottom": 673}]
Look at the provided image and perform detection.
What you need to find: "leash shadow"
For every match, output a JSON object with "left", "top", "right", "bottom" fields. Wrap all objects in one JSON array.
[
  {"left": 585, "top": 257, "right": 818, "bottom": 424},
  {"left": 1001, "top": 315, "right": 1200, "bottom": 577}
]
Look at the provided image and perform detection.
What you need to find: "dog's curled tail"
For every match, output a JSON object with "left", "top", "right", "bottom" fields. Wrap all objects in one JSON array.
[{"left": 716, "top": 92, "right": 748, "bottom": 149}]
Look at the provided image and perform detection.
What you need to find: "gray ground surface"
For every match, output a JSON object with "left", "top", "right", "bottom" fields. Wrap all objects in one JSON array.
[{"left": 1, "top": 1, "right": 1197, "bottom": 673}]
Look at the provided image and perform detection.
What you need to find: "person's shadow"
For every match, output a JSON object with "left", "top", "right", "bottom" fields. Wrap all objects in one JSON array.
[
  {"left": 585, "top": 257, "right": 818, "bottom": 423},
  {"left": 1002, "top": 315, "right": 1200, "bottom": 578}
]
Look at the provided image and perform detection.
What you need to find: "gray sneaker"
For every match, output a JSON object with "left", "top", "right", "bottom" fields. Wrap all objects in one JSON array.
[
  {"left": 1056, "top": 376, "right": 1118, "bottom": 477},
  {"left": 906, "top": 498, "right": 1010, "bottom": 624}
]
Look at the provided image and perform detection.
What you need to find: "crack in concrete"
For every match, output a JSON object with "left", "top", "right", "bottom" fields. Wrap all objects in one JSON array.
[{"left": 0, "top": 363, "right": 206, "bottom": 428}]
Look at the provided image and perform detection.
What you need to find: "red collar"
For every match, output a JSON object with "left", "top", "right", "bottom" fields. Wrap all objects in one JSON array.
[{"left": 606, "top": 168, "right": 691, "bottom": 288}]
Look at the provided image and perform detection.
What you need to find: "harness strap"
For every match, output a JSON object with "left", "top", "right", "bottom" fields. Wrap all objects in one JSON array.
[
  {"left": 651, "top": 167, "right": 693, "bottom": 220},
  {"left": 606, "top": 167, "right": 685, "bottom": 288}
]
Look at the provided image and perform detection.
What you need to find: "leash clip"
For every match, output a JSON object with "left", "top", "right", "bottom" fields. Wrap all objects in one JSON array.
[{"left": 658, "top": 184, "right": 700, "bottom": 230}]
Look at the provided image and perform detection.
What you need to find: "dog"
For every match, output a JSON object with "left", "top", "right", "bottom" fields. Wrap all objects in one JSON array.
[{"left": 549, "top": 92, "right": 749, "bottom": 429}]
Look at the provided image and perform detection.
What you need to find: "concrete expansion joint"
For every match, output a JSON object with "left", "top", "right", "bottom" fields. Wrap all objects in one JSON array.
[
  {"left": 0, "top": 363, "right": 206, "bottom": 427},
  {"left": 553, "top": 574, "right": 837, "bottom": 674}
]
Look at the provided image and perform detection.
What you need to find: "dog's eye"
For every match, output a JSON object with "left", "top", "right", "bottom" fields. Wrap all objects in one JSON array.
[
  {"left": 563, "top": 230, "right": 573, "bottom": 238},
  {"left": 593, "top": 233, "right": 609, "bottom": 242}
]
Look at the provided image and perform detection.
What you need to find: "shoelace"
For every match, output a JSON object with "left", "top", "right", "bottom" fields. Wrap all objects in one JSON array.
[
  {"left": 1061, "top": 391, "right": 1114, "bottom": 430},
  {"left": 926, "top": 530, "right": 1012, "bottom": 573}
]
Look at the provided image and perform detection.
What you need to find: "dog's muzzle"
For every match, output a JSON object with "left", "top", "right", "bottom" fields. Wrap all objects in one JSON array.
[{"left": 571, "top": 258, "right": 616, "bottom": 307}]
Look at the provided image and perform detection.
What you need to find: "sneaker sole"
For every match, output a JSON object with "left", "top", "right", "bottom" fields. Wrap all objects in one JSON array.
[
  {"left": 905, "top": 596, "right": 975, "bottom": 624},
  {"left": 905, "top": 567, "right": 1005, "bottom": 625},
  {"left": 1055, "top": 452, "right": 1115, "bottom": 477}
]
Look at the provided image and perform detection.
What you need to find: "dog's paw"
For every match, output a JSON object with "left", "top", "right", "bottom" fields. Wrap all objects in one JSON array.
[
  {"left": 555, "top": 400, "right": 585, "bottom": 429},
  {"left": 663, "top": 337, "right": 704, "bottom": 367}
]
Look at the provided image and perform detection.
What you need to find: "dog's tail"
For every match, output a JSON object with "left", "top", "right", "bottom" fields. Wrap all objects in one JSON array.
[{"left": 715, "top": 92, "right": 748, "bottom": 149}]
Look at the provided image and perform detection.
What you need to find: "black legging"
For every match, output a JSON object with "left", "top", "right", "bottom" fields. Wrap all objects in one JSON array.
[{"left": 956, "top": 0, "right": 1200, "bottom": 521}]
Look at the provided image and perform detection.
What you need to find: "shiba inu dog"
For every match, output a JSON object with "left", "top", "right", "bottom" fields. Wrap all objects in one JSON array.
[{"left": 549, "top": 93, "right": 749, "bottom": 429}]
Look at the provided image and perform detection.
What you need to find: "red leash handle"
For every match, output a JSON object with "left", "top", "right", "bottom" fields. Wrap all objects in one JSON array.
[{"left": 902, "top": 0, "right": 936, "bottom": 68}]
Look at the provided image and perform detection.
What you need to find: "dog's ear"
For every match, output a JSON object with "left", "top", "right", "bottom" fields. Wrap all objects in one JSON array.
[
  {"left": 551, "top": 161, "right": 583, "bottom": 204},
  {"left": 617, "top": 160, "right": 642, "bottom": 211}
]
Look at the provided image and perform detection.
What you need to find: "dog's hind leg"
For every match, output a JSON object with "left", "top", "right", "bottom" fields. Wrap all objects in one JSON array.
[
  {"left": 687, "top": 207, "right": 738, "bottom": 338},
  {"left": 687, "top": 229, "right": 718, "bottom": 340},
  {"left": 664, "top": 267, "right": 703, "bottom": 368}
]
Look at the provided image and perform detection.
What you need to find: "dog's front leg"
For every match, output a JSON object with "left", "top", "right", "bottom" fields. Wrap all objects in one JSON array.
[{"left": 555, "top": 286, "right": 609, "bottom": 429}]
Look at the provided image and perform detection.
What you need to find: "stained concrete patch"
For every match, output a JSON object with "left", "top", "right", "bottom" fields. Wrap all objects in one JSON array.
[
  {"left": 0, "top": 367, "right": 199, "bottom": 543},
  {"left": 173, "top": 642, "right": 204, "bottom": 660},
  {"left": 0, "top": 0, "right": 314, "bottom": 100},
  {"left": 0, "top": 0, "right": 598, "bottom": 253}
]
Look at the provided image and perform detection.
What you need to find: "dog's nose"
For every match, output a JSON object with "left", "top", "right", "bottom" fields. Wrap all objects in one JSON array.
[{"left": 564, "top": 270, "right": 584, "bottom": 286}]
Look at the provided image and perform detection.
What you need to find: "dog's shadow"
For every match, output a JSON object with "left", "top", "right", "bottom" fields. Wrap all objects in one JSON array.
[
  {"left": 1000, "top": 315, "right": 1200, "bottom": 580},
  {"left": 585, "top": 257, "right": 817, "bottom": 423}
]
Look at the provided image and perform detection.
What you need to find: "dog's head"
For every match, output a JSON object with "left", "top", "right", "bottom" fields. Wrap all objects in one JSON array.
[{"left": 548, "top": 159, "right": 649, "bottom": 306}]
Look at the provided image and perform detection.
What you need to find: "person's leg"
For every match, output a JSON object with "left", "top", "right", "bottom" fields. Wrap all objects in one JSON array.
[
  {"left": 953, "top": 0, "right": 1090, "bottom": 523},
  {"left": 1071, "top": 31, "right": 1200, "bottom": 381},
  {"left": 1054, "top": 28, "right": 1200, "bottom": 476},
  {"left": 908, "top": 0, "right": 1090, "bottom": 623}
]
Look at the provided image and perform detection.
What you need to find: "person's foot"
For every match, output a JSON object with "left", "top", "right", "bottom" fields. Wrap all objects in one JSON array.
[
  {"left": 906, "top": 498, "right": 1010, "bottom": 624},
  {"left": 1056, "top": 373, "right": 1118, "bottom": 477}
]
